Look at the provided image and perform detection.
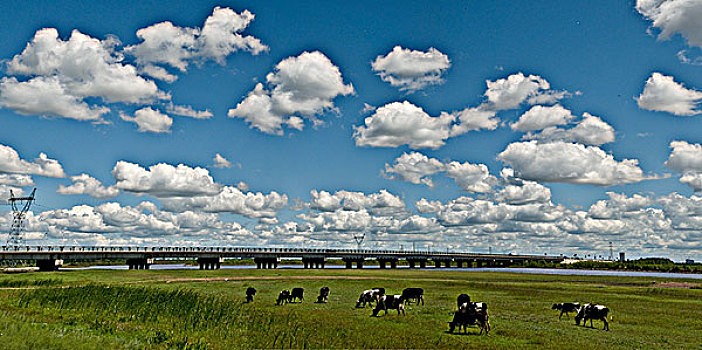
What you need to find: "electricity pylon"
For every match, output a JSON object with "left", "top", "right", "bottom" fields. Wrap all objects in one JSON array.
[{"left": 7, "top": 188, "right": 35, "bottom": 248}]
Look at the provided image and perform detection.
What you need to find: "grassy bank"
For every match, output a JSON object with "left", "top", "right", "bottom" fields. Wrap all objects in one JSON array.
[{"left": 0, "top": 269, "right": 700, "bottom": 349}]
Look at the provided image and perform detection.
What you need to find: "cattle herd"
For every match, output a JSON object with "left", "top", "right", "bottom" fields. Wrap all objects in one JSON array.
[{"left": 244, "top": 286, "right": 611, "bottom": 334}]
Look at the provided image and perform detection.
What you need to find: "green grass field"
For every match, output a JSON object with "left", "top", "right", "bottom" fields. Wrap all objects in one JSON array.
[{"left": 0, "top": 268, "right": 700, "bottom": 349}]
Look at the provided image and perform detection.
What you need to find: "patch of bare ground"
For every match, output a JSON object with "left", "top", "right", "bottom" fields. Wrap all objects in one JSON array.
[{"left": 653, "top": 281, "right": 699, "bottom": 289}]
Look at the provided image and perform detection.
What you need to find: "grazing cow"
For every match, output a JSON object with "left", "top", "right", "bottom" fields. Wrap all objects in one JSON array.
[
  {"left": 371, "top": 295, "right": 405, "bottom": 316},
  {"left": 552, "top": 302, "right": 580, "bottom": 319},
  {"left": 448, "top": 302, "right": 490, "bottom": 335},
  {"left": 355, "top": 288, "right": 384, "bottom": 308},
  {"left": 316, "top": 287, "right": 330, "bottom": 303},
  {"left": 575, "top": 303, "right": 610, "bottom": 331},
  {"left": 401, "top": 288, "right": 425, "bottom": 305},
  {"left": 290, "top": 287, "right": 305, "bottom": 303},
  {"left": 276, "top": 290, "right": 291, "bottom": 305},
  {"left": 245, "top": 287, "right": 256, "bottom": 303},
  {"left": 457, "top": 294, "right": 471, "bottom": 308}
]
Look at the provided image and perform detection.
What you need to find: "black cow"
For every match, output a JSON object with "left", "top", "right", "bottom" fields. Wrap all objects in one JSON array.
[
  {"left": 575, "top": 303, "right": 610, "bottom": 331},
  {"left": 371, "top": 295, "right": 405, "bottom": 316},
  {"left": 457, "top": 294, "right": 471, "bottom": 308},
  {"left": 401, "top": 288, "right": 425, "bottom": 305},
  {"left": 290, "top": 287, "right": 304, "bottom": 303},
  {"left": 552, "top": 302, "right": 580, "bottom": 319},
  {"left": 245, "top": 287, "right": 256, "bottom": 303},
  {"left": 316, "top": 287, "right": 330, "bottom": 303},
  {"left": 448, "top": 302, "right": 490, "bottom": 335},
  {"left": 276, "top": 290, "right": 291, "bottom": 305}
]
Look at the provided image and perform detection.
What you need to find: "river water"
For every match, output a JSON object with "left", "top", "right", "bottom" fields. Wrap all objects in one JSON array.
[{"left": 61, "top": 264, "right": 702, "bottom": 279}]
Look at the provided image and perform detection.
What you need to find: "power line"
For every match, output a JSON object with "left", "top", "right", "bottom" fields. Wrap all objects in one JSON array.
[{"left": 7, "top": 188, "right": 36, "bottom": 248}]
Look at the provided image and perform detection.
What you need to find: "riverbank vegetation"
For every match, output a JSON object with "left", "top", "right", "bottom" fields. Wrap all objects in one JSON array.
[
  {"left": 515, "top": 257, "right": 702, "bottom": 274},
  {"left": 0, "top": 269, "right": 700, "bottom": 349}
]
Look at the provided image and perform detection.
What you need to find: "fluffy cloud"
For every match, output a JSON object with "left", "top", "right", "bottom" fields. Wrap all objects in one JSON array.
[
  {"left": 57, "top": 174, "right": 119, "bottom": 199},
  {"left": 483, "top": 73, "right": 563, "bottom": 110},
  {"left": 495, "top": 181, "right": 552, "bottom": 205},
  {"left": 524, "top": 112, "right": 615, "bottom": 145},
  {"left": 510, "top": 105, "right": 574, "bottom": 131},
  {"left": 383, "top": 152, "right": 444, "bottom": 186},
  {"left": 309, "top": 189, "right": 405, "bottom": 215},
  {"left": 636, "top": 0, "right": 702, "bottom": 49},
  {"left": 498, "top": 141, "right": 647, "bottom": 185},
  {"left": 0, "top": 77, "right": 110, "bottom": 121},
  {"left": 665, "top": 140, "right": 702, "bottom": 172},
  {"left": 371, "top": 46, "right": 450, "bottom": 92},
  {"left": 126, "top": 7, "right": 267, "bottom": 78},
  {"left": 666, "top": 140, "right": 702, "bottom": 191},
  {"left": 0, "top": 144, "right": 65, "bottom": 178},
  {"left": 383, "top": 152, "right": 495, "bottom": 192},
  {"left": 448, "top": 107, "right": 499, "bottom": 137},
  {"left": 112, "top": 161, "right": 220, "bottom": 197},
  {"left": 213, "top": 153, "right": 232, "bottom": 168},
  {"left": 166, "top": 104, "right": 213, "bottom": 119},
  {"left": 1, "top": 28, "right": 167, "bottom": 122},
  {"left": 160, "top": 186, "right": 287, "bottom": 219},
  {"left": 0, "top": 174, "right": 34, "bottom": 187},
  {"left": 228, "top": 51, "right": 354, "bottom": 134},
  {"left": 120, "top": 107, "right": 173, "bottom": 133},
  {"left": 353, "top": 101, "right": 455, "bottom": 149},
  {"left": 444, "top": 161, "right": 496, "bottom": 193},
  {"left": 637, "top": 72, "right": 702, "bottom": 116},
  {"left": 415, "top": 198, "right": 443, "bottom": 214}
]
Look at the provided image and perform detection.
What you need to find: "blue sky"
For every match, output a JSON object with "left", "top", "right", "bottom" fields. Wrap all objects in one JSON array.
[{"left": 0, "top": 0, "right": 701, "bottom": 260}]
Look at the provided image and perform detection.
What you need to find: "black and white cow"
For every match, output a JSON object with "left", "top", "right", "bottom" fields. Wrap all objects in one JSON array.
[
  {"left": 316, "top": 286, "right": 330, "bottom": 303},
  {"left": 291, "top": 287, "right": 305, "bottom": 303},
  {"left": 448, "top": 302, "right": 490, "bottom": 335},
  {"left": 245, "top": 287, "right": 256, "bottom": 303},
  {"left": 457, "top": 294, "right": 471, "bottom": 308},
  {"left": 575, "top": 303, "right": 610, "bottom": 331},
  {"left": 552, "top": 302, "right": 580, "bottom": 319},
  {"left": 355, "top": 288, "right": 384, "bottom": 308},
  {"left": 401, "top": 288, "right": 425, "bottom": 305},
  {"left": 276, "top": 290, "right": 291, "bottom": 305},
  {"left": 371, "top": 295, "right": 405, "bottom": 316}
]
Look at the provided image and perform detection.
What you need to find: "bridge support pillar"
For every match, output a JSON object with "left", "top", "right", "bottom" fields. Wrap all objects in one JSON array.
[
  {"left": 456, "top": 260, "right": 463, "bottom": 268},
  {"left": 36, "top": 259, "right": 62, "bottom": 272},
  {"left": 356, "top": 260, "right": 363, "bottom": 269},
  {"left": 342, "top": 258, "right": 364, "bottom": 269},
  {"left": 302, "top": 257, "right": 326, "bottom": 269},
  {"left": 444, "top": 261, "right": 451, "bottom": 268},
  {"left": 254, "top": 257, "right": 279, "bottom": 269},
  {"left": 379, "top": 260, "right": 386, "bottom": 269},
  {"left": 419, "top": 260, "right": 427, "bottom": 268},
  {"left": 198, "top": 257, "right": 222, "bottom": 270},
  {"left": 434, "top": 260, "right": 441, "bottom": 268},
  {"left": 126, "top": 258, "right": 151, "bottom": 270},
  {"left": 390, "top": 260, "right": 397, "bottom": 269},
  {"left": 345, "top": 260, "right": 352, "bottom": 269},
  {"left": 377, "top": 258, "right": 398, "bottom": 269},
  {"left": 408, "top": 260, "right": 415, "bottom": 268}
]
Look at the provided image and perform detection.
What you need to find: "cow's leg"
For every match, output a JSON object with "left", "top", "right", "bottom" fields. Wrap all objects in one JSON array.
[
  {"left": 421, "top": 296, "right": 425, "bottom": 306},
  {"left": 590, "top": 317, "right": 594, "bottom": 328},
  {"left": 602, "top": 317, "right": 609, "bottom": 331},
  {"left": 559, "top": 310, "right": 564, "bottom": 319}
]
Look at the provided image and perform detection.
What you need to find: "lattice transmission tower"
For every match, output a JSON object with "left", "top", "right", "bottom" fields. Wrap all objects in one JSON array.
[{"left": 7, "top": 188, "right": 36, "bottom": 248}]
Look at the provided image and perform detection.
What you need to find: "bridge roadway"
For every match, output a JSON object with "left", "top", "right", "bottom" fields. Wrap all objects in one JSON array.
[{"left": 0, "top": 246, "right": 565, "bottom": 271}]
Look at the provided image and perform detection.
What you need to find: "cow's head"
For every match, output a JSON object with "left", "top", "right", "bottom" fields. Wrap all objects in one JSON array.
[{"left": 552, "top": 303, "right": 559, "bottom": 310}]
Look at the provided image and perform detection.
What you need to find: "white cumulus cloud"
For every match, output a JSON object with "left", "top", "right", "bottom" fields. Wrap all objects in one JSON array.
[
  {"left": 112, "top": 161, "right": 220, "bottom": 197},
  {"left": 0, "top": 143, "right": 65, "bottom": 178},
  {"left": 510, "top": 104, "right": 574, "bottom": 131},
  {"left": 228, "top": 51, "right": 354, "bottom": 134},
  {"left": 126, "top": 7, "right": 267, "bottom": 79},
  {"left": 213, "top": 153, "right": 232, "bottom": 168},
  {"left": 383, "top": 152, "right": 444, "bottom": 186},
  {"left": 637, "top": 72, "right": 702, "bottom": 116},
  {"left": 353, "top": 101, "right": 455, "bottom": 149},
  {"left": 524, "top": 112, "right": 615, "bottom": 145},
  {"left": 371, "top": 46, "right": 450, "bottom": 92},
  {"left": 57, "top": 173, "right": 119, "bottom": 199},
  {"left": 498, "top": 141, "right": 648, "bottom": 186},
  {"left": 666, "top": 140, "right": 702, "bottom": 191},
  {"left": 636, "top": 0, "right": 702, "bottom": 49},
  {"left": 120, "top": 107, "right": 173, "bottom": 133}
]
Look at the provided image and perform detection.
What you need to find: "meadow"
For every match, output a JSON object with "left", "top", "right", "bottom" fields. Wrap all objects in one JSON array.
[{"left": 0, "top": 268, "right": 700, "bottom": 349}]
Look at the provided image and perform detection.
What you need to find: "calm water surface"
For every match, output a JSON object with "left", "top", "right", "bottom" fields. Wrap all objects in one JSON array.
[{"left": 62, "top": 264, "right": 702, "bottom": 279}]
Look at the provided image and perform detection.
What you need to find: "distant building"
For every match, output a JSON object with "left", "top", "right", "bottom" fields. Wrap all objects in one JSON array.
[
  {"left": 619, "top": 252, "right": 625, "bottom": 262},
  {"left": 686, "top": 259, "right": 695, "bottom": 264}
]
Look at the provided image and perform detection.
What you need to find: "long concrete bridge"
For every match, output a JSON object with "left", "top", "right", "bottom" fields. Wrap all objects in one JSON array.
[{"left": 0, "top": 246, "right": 565, "bottom": 271}]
